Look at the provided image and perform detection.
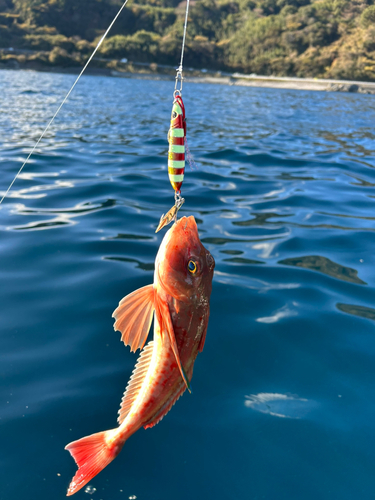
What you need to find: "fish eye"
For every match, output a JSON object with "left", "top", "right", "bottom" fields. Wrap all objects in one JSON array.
[
  {"left": 172, "top": 111, "right": 178, "bottom": 119},
  {"left": 187, "top": 260, "right": 197, "bottom": 274}
]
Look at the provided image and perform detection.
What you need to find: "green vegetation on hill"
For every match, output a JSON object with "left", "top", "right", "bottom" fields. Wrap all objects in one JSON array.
[{"left": 0, "top": 0, "right": 374, "bottom": 81}]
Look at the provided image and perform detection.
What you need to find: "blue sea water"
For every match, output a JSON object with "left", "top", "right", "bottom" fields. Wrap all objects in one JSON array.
[{"left": 0, "top": 68, "right": 375, "bottom": 500}]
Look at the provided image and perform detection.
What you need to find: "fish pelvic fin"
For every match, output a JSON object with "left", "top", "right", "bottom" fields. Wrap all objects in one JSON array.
[
  {"left": 65, "top": 429, "right": 122, "bottom": 496},
  {"left": 156, "top": 296, "right": 192, "bottom": 393},
  {"left": 112, "top": 284, "right": 155, "bottom": 352},
  {"left": 118, "top": 341, "right": 154, "bottom": 425}
]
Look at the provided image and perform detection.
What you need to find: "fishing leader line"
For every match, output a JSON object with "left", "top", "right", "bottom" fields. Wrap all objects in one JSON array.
[
  {"left": 156, "top": 0, "right": 192, "bottom": 232},
  {"left": 0, "top": 0, "right": 131, "bottom": 206},
  {"left": 174, "top": 0, "right": 190, "bottom": 95}
]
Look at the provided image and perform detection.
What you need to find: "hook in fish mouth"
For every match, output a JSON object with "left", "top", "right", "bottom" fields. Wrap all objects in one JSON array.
[{"left": 155, "top": 196, "right": 185, "bottom": 233}]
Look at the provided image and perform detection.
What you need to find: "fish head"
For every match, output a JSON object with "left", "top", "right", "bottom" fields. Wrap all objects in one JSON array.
[{"left": 155, "top": 216, "right": 215, "bottom": 303}]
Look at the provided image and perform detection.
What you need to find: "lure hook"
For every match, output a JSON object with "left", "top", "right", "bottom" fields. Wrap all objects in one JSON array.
[{"left": 155, "top": 191, "right": 185, "bottom": 233}]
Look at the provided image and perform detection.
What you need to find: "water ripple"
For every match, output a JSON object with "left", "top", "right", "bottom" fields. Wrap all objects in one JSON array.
[
  {"left": 337, "top": 303, "right": 375, "bottom": 321},
  {"left": 1, "top": 71, "right": 375, "bottom": 500},
  {"left": 279, "top": 255, "right": 366, "bottom": 285}
]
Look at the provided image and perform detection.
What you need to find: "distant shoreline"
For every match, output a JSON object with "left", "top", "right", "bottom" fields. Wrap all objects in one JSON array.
[
  {"left": 187, "top": 74, "right": 375, "bottom": 95},
  {"left": 2, "top": 59, "right": 375, "bottom": 95}
]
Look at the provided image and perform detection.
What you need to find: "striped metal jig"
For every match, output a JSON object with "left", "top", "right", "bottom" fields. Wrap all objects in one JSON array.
[
  {"left": 167, "top": 95, "right": 186, "bottom": 193},
  {"left": 156, "top": 94, "right": 187, "bottom": 233}
]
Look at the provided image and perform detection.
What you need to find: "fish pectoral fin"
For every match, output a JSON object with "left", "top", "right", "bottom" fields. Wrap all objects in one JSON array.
[
  {"left": 112, "top": 284, "right": 155, "bottom": 352},
  {"left": 156, "top": 297, "right": 192, "bottom": 393}
]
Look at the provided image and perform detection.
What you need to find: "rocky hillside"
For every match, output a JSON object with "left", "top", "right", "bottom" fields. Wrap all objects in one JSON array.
[{"left": 0, "top": 0, "right": 374, "bottom": 81}]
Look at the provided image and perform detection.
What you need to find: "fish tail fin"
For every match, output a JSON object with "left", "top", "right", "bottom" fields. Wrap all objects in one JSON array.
[{"left": 65, "top": 429, "right": 123, "bottom": 496}]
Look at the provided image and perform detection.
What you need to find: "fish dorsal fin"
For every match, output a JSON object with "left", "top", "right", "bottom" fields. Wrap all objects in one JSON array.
[
  {"left": 117, "top": 341, "right": 154, "bottom": 425},
  {"left": 112, "top": 284, "right": 155, "bottom": 352}
]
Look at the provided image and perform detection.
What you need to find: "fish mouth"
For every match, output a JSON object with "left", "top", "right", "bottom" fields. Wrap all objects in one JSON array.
[
  {"left": 174, "top": 216, "right": 215, "bottom": 271},
  {"left": 174, "top": 216, "right": 198, "bottom": 235},
  {"left": 155, "top": 215, "right": 214, "bottom": 302},
  {"left": 158, "top": 216, "right": 199, "bottom": 255}
]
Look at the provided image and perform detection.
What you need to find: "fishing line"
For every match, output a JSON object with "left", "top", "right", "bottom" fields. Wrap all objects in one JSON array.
[
  {"left": 157, "top": 0, "right": 192, "bottom": 232},
  {"left": 174, "top": 0, "right": 191, "bottom": 95},
  {"left": 0, "top": 0, "right": 131, "bottom": 206}
]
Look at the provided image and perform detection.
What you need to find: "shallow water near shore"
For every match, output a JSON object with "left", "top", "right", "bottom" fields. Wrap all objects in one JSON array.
[{"left": 1, "top": 69, "right": 375, "bottom": 500}]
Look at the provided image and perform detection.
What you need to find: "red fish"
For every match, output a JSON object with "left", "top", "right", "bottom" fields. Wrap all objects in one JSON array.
[{"left": 65, "top": 216, "right": 215, "bottom": 495}]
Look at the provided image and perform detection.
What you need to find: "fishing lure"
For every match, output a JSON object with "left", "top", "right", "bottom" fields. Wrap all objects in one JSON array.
[
  {"left": 156, "top": 94, "right": 191, "bottom": 233},
  {"left": 167, "top": 95, "right": 186, "bottom": 192}
]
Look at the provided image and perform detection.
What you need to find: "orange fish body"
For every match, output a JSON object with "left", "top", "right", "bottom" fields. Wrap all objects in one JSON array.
[{"left": 65, "top": 216, "right": 215, "bottom": 495}]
